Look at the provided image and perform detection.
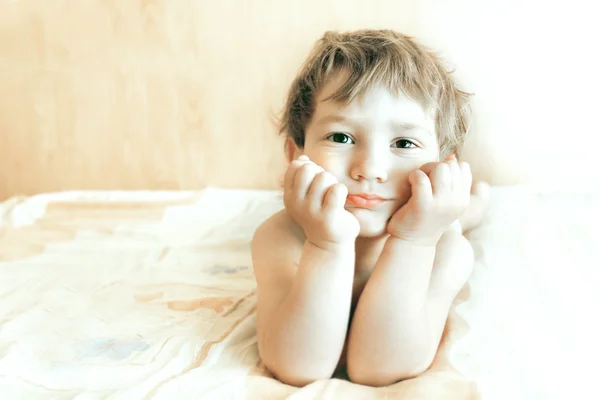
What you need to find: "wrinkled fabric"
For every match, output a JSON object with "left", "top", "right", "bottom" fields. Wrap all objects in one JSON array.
[{"left": 0, "top": 187, "right": 597, "bottom": 399}]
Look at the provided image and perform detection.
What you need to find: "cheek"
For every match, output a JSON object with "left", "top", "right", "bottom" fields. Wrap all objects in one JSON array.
[
  {"left": 305, "top": 149, "right": 348, "bottom": 176},
  {"left": 389, "top": 157, "right": 435, "bottom": 197},
  {"left": 389, "top": 170, "right": 412, "bottom": 196}
]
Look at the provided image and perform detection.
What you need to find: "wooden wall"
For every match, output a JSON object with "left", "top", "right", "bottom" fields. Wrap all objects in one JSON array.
[{"left": 0, "top": 0, "right": 418, "bottom": 200}]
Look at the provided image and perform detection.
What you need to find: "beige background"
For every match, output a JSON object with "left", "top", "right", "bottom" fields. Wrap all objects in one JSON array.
[
  {"left": 1, "top": 1, "right": 598, "bottom": 200},
  {"left": 414, "top": 0, "right": 600, "bottom": 189}
]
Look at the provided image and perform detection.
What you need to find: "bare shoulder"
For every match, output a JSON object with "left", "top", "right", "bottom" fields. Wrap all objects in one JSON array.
[
  {"left": 251, "top": 209, "right": 305, "bottom": 318},
  {"left": 251, "top": 209, "right": 305, "bottom": 277}
]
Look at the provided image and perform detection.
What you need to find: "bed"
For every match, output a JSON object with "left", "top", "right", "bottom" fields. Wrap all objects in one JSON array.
[
  {"left": 2, "top": 0, "right": 599, "bottom": 398},
  {"left": 1, "top": 185, "right": 597, "bottom": 399}
]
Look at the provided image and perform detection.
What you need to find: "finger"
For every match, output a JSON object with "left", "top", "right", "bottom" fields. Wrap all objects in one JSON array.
[
  {"left": 460, "top": 161, "right": 473, "bottom": 195},
  {"left": 296, "top": 162, "right": 325, "bottom": 199},
  {"left": 419, "top": 161, "right": 439, "bottom": 176},
  {"left": 307, "top": 171, "right": 338, "bottom": 212},
  {"left": 284, "top": 158, "right": 311, "bottom": 201},
  {"left": 447, "top": 160, "right": 461, "bottom": 192},
  {"left": 409, "top": 169, "right": 433, "bottom": 206},
  {"left": 430, "top": 163, "right": 450, "bottom": 196},
  {"left": 284, "top": 156, "right": 311, "bottom": 186},
  {"left": 324, "top": 183, "right": 348, "bottom": 212}
]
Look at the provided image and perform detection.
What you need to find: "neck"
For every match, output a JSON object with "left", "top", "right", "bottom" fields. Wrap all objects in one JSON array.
[
  {"left": 354, "top": 233, "right": 389, "bottom": 272},
  {"left": 355, "top": 233, "right": 388, "bottom": 249}
]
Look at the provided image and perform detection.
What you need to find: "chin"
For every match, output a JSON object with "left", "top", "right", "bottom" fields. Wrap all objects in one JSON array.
[
  {"left": 351, "top": 210, "right": 389, "bottom": 238},
  {"left": 358, "top": 226, "right": 387, "bottom": 238}
]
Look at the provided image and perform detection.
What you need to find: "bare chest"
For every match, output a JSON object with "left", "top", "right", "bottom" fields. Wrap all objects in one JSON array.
[
  {"left": 349, "top": 239, "right": 387, "bottom": 308},
  {"left": 350, "top": 255, "right": 379, "bottom": 310}
]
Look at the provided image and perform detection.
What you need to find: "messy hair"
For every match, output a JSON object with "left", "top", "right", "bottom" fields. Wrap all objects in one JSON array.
[{"left": 279, "top": 29, "right": 472, "bottom": 158}]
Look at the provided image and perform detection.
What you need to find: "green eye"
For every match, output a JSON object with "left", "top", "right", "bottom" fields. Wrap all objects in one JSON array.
[
  {"left": 329, "top": 133, "right": 352, "bottom": 144},
  {"left": 393, "top": 139, "right": 416, "bottom": 148}
]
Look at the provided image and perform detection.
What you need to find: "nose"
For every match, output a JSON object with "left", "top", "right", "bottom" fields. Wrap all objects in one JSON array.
[{"left": 350, "top": 147, "right": 388, "bottom": 183}]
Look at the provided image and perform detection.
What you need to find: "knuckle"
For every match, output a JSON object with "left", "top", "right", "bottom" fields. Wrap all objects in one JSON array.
[
  {"left": 297, "top": 165, "right": 315, "bottom": 182},
  {"left": 315, "top": 170, "right": 329, "bottom": 183},
  {"left": 322, "top": 171, "right": 336, "bottom": 184},
  {"left": 288, "top": 160, "right": 301, "bottom": 170},
  {"left": 332, "top": 182, "right": 345, "bottom": 192},
  {"left": 436, "top": 164, "right": 450, "bottom": 179},
  {"left": 312, "top": 173, "right": 334, "bottom": 197},
  {"left": 298, "top": 163, "right": 313, "bottom": 175},
  {"left": 288, "top": 160, "right": 307, "bottom": 175}
]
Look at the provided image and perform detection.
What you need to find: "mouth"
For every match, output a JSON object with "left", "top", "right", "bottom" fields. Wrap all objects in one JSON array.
[{"left": 346, "top": 193, "right": 389, "bottom": 208}]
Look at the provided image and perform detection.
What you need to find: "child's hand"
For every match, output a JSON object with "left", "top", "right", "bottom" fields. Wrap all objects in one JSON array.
[
  {"left": 283, "top": 155, "right": 360, "bottom": 250},
  {"left": 386, "top": 157, "right": 472, "bottom": 246}
]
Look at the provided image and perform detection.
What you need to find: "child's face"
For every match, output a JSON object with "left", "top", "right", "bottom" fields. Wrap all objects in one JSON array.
[{"left": 301, "top": 74, "right": 440, "bottom": 238}]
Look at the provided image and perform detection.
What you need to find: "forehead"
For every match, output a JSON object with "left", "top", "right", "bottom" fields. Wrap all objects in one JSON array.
[{"left": 312, "top": 71, "right": 436, "bottom": 132}]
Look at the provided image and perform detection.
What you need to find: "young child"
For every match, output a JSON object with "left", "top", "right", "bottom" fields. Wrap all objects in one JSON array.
[{"left": 251, "top": 29, "right": 489, "bottom": 387}]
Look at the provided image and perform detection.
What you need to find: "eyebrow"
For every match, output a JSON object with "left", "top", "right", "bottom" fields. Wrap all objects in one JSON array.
[
  {"left": 389, "top": 121, "right": 431, "bottom": 136},
  {"left": 315, "top": 114, "right": 431, "bottom": 136},
  {"left": 314, "top": 114, "right": 350, "bottom": 126}
]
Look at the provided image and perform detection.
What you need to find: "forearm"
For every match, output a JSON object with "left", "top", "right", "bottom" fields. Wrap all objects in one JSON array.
[
  {"left": 259, "top": 240, "right": 355, "bottom": 383},
  {"left": 347, "top": 237, "right": 438, "bottom": 384}
]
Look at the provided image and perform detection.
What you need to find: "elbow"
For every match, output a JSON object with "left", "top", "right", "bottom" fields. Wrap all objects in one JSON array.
[
  {"left": 347, "top": 359, "right": 431, "bottom": 387},
  {"left": 347, "top": 346, "right": 434, "bottom": 387},
  {"left": 257, "top": 333, "right": 338, "bottom": 387},
  {"left": 259, "top": 348, "right": 336, "bottom": 387},
  {"left": 264, "top": 359, "right": 334, "bottom": 387}
]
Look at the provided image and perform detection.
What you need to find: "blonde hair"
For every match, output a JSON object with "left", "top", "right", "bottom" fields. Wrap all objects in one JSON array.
[{"left": 279, "top": 29, "right": 472, "bottom": 158}]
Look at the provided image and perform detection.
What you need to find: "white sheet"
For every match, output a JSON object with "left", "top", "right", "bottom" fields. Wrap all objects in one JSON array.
[{"left": 0, "top": 186, "right": 597, "bottom": 399}]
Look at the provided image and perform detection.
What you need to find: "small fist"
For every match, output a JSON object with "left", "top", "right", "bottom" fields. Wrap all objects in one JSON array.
[
  {"left": 387, "top": 157, "right": 472, "bottom": 245},
  {"left": 283, "top": 155, "right": 360, "bottom": 249}
]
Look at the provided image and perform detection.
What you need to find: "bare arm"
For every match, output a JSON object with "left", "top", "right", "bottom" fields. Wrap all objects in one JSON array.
[
  {"left": 346, "top": 230, "right": 473, "bottom": 386},
  {"left": 252, "top": 225, "right": 354, "bottom": 386},
  {"left": 252, "top": 155, "right": 360, "bottom": 386},
  {"left": 347, "top": 159, "right": 474, "bottom": 386}
]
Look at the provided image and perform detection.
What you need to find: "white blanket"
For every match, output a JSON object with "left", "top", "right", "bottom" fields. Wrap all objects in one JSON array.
[{"left": 0, "top": 186, "right": 598, "bottom": 399}]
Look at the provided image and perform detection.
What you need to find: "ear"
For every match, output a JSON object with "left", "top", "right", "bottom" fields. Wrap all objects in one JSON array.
[{"left": 285, "top": 137, "right": 302, "bottom": 162}]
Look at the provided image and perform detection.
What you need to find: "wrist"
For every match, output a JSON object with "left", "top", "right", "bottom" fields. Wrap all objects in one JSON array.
[
  {"left": 306, "top": 238, "right": 355, "bottom": 253},
  {"left": 386, "top": 233, "right": 440, "bottom": 248}
]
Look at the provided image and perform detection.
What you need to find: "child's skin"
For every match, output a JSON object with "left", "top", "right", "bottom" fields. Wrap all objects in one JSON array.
[{"left": 251, "top": 70, "right": 488, "bottom": 387}]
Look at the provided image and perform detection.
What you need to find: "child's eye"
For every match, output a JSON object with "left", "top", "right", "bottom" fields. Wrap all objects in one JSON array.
[
  {"left": 392, "top": 139, "right": 417, "bottom": 149},
  {"left": 327, "top": 133, "right": 354, "bottom": 144}
]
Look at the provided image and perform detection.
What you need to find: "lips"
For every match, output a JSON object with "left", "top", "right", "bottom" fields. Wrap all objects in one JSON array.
[{"left": 346, "top": 193, "right": 387, "bottom": 208}]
